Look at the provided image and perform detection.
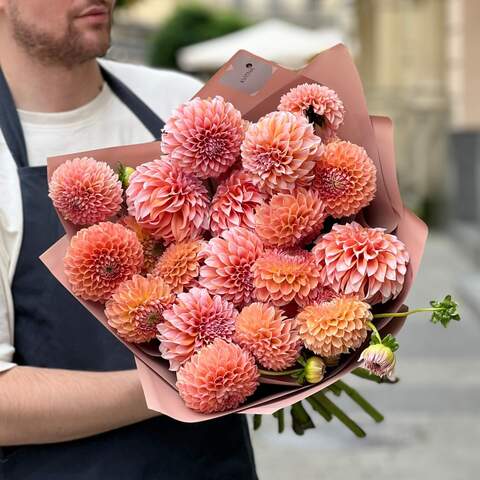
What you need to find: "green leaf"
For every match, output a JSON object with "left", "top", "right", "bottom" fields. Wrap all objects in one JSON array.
[
  {"left": 430, "top": 295, "right": 461, "bottom": 327},
  {"left": 381, "top": 334, "right": 399, "bottom": 352}
]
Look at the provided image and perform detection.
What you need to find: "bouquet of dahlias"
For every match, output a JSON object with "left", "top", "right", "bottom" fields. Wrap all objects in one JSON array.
[{"left": 42, "top": 45, "right": 459, "bottom": 436}]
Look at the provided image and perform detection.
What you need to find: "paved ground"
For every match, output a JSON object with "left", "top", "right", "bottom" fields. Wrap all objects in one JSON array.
[{"left": 250, "top": 232, "right": 480, "bottom": 480}]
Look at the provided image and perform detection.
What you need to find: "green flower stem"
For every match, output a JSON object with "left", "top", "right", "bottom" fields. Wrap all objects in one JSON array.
[
  {"left": 306, "top": 395, "right": 332, "bottom": 422},
  {"left": 258, "top": 368, "right": 303, "bottom": 377},
  {"left": 328, "top": 383, "right": 342, "bottom": 396},
  {"left": 335, "top": 380, "right": 384, "bottom": 423},
  {"left": 367, "top": 321, "right": 382, "bottom": 342},
  {"left": 290, "top": 402, "right": 315, "bottom": 435},
  {"left": 313, "top": 393, "right": 366, "bottom": 438},
  {"left": 273, "top": 409, "right": 285, "bottom": 433},
  {"left": 373, "top": 307, "right": 442, "bottom": 319},
  {"left": 253, "top": 414, "right": 262, "bottom": 430}
]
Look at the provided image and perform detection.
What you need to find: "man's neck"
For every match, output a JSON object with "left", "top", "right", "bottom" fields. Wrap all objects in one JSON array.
[{"left": 0, "top": 42, "right": 104, "bottom": 113}]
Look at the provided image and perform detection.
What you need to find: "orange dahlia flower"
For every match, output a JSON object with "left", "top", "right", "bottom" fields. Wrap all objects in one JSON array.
[
  {"left": 152, "top": 239, "right": 205, "bottom": 294},
  {"left": 297, "top": 296, "right": 371, "bottom": 357},
  {"left": 235, "top": 302, "right": 302, "bottom": 371},
  {"left": 252, "top": 249, "right": 321, "bottom": 306},
  {"left": 241, "top": 111, "right": 322, "bottom": 195},
  {"left": 176, "top": 338, "right": 259, "bottom": 413},
  {"left": 255, "top": 188, "right": 327, "bottom": 248},
  {"left": 64, "top": 222, "right": 143, "bottom": 302},
  {"left": 105, "top": 274, "right": 174, "bottom": 343},
  {"left": 49, "top": 156, "right": 122, "bottom": 226},
  {"left": 119, "top": 215, "right": 164, "bottom": 274},
  {"left": 312, "top": 141, "right": 376, "bottom": 218}
]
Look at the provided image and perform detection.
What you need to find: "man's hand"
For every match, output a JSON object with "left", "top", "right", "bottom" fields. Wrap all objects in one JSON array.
[{"left": 0, "top": 366, "right": 159, "bottom": 446}]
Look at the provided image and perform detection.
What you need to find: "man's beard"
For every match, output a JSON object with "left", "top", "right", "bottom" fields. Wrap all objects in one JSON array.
[{"left": 9, "top": 3, "right": 111, "bottom": 68}]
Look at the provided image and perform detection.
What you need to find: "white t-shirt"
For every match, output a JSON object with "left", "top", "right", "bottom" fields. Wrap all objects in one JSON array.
[{"left": 0, "top": 59, "right": 203, "bottom": 372}]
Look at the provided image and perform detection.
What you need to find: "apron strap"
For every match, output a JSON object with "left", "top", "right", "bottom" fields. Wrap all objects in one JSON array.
[
  {"left": 99, "top": 65, "right": 165, "bottom": 140},
  {"left": 0, "top": 68, "right": 29, "bottom": 168},
  {"left": 0, "top": 63, "right": 165, "bottom": 169}
]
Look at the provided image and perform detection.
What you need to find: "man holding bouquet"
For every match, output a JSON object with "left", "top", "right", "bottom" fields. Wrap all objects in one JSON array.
[{"left": 0, "top": 1, "right": 257, "bottom": 478}]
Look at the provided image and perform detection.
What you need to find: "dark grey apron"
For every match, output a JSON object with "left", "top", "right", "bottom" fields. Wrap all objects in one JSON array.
[{"left": 0, "top": 65, "right": 257, "bottom": 480}]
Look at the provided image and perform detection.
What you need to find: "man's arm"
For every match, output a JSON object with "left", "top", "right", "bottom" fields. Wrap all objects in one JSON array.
[{"left": 0, "top": 366, "right": 158, "bottom": 446}]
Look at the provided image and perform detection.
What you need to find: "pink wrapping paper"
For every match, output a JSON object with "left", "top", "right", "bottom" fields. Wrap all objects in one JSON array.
[{"left": 41, "top": 44, "right": 428, "bottom": 422}]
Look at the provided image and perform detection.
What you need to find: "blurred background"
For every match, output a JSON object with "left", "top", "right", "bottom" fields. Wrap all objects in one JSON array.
[{"left": 111, "top": 1, "right": 480, "bottom": 478}]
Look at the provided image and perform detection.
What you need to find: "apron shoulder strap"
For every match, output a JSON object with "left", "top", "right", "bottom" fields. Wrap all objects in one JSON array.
[
  {"left": 100, "top": 65, "right": 165, "bottom": 140},
  {"left": 0, "top": 68, "right": 29, "bottom": 168}
]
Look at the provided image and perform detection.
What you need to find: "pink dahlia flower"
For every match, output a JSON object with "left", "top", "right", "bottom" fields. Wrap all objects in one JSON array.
[
  {"left": 105, "top": 274, "right": 174, "bottom": 343},
  {"left": 64, "top": 222, "right": 143, "bottom": 302},
  {"left": 252, "top": 249, "right": 321, "bottom": 306},
  {"left": 199, "top": 227, "right": 264, "bottom": 306},
  {"left": 313, "top": 222, "right": 409, "bottom": 304},
  {"left": 161, "top": 96, "right": 244, "bottom": 179},
  {"left": 235, "top": 302, "right": 302, "bottom": 371},
  {"left": 49, "top": 156, "right": 123, "bottom": 226},
  {"left": 209, "top": 170, "right": 266, "bottom": 236},
  {"left": 158, "top": 287, "right": 237, "bottom": 371},
  {"left": 241, "top": 111, "right": 322, "bottom": 195},
  {"left": 126, "top": 158, "right": 209, "bottom": 243},
  {"left": 278, "top": 83, "right": 345, "bottom": 142},
  {"left": 176, "top": 338, "right": 259, "bottom": 413},
  {"left": 255, "top": 188, "right": 327, "bottom": 248},
  {"left": 312, "top": 141, "right": 376, "bottom": 218}
]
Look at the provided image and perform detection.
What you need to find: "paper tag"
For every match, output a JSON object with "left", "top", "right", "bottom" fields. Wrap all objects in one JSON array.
[{"left": 219, "top": 52, "right": 274, "bottom": 96}]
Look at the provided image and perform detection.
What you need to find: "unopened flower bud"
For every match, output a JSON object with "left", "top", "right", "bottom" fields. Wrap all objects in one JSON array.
[
  {"left": 119, "top": 165, "right": 136, "bottom": 189},
  {"left": 304, "top": 356, "right": 326, "bottom": 384},
  {"left": 359, "top": 344, "right": 396, "bottom": 379}
]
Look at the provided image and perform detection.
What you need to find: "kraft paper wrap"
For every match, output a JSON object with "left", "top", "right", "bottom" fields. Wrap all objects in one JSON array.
[{"left": 41, "top": 44, "right": 428, "bottom": 422}]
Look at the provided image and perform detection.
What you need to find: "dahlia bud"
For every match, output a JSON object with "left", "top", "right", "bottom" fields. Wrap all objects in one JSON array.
[
  {"left": 359, "top": 344, "right": 396, "bottom": 379},
  {"left": 118, "top": 165, "right": 135, "bottom": 189},
  {"left": 304, "top": 356, "right": 326, "bottom": 384}
]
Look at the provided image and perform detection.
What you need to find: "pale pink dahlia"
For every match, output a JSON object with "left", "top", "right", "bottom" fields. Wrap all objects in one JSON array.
[
  {"left": 278, "top": 83, "right": 345, "bottom": 142},
  {"left": 241, "top": 111, "right": 322, "bottom": 195},
  {"left": 313, "top": 222, "right": 409, "bottom": 304},
  {"left": 235, "top": 302, "right": 302, "bottom": 371},
  {"left": 126, "top": 158, "right": 209, "bottom": 243},
  {"left": 49, "top": 157, "right": 123, "bottom": 226},
  {"left": 176, "top": 338, "right": 259, "bottom": 413},
  {"left": 158, "top": 287, "right": 237, "bottom": 371},
  {"left": 105, "top": 274, "right": 174, "bottom": 343},
  {"left": 255, "top": 188, "right": 327, "bottom": 248},
  {"left": 209, "top": 170, "right": 267, "bottom": 236},
  {"left": 253, "top": 249, "right": 321, "bottom": 306},
  {"left": 312, "top": 141, "right": 376, "bottom": 218},
  {"left": 199, "top": 227, "right": 264, "bottom": 306},
  {"left": 297, "top": 296, "right": 371, "bottom": 357},
  {"left": 64, "top": 222, "right": 143, "bottom": 302},
  {"left": 161, "top": 96, "right": 244, "bottom": 179},
  {"left": 295, "top": 284, "right": 338, "bottom": 308}
]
